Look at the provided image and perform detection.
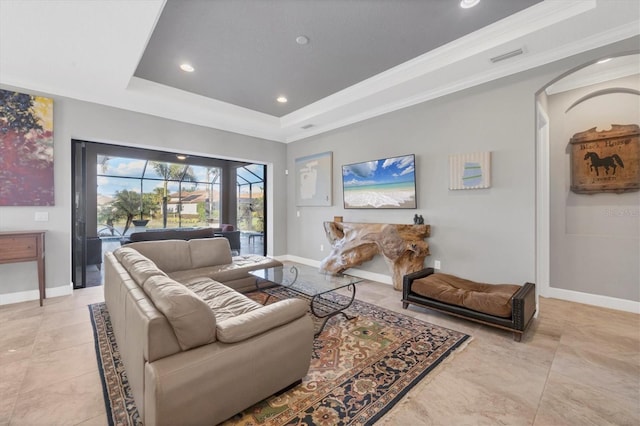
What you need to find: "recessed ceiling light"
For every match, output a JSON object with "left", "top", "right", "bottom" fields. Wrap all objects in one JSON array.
[
  {"left": 180, "top": 63, "right": 194, "bottom": 72},
  {"left": 296, "top": 35, "right": 309, "bottom": 45},
  {"left": 460, "top": 0, "right": 480, "bottom": 8},
  {"left": 176, "top": 154, "right": 188, "bottom": 160},
  {"left": 597, "top": 58, "right": 612, "bottom": 64},
  {"left": 276, "top": 96, "right": 288, "bottom": 103}
]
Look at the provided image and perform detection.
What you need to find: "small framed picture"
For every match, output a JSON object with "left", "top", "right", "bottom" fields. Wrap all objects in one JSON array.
[
  {"left": 449, "top": 152, "right": 491, "bottom": 190},
  {"left": 295, "top": 152, "right": 333, "bottom": 206}
]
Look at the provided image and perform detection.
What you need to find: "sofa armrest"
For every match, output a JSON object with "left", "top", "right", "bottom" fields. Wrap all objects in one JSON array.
[
  {"left": 216, "top": 298, "right": 308, "bottom": 343},
  {"left": 402, "top": 267, "right": 435, "bottom": 301},
  {"left": 511, "top": 282, "right": 536, "bottom": 331},
  {"left": 144, "top": 314, "right": 313, "bottom": 426}
]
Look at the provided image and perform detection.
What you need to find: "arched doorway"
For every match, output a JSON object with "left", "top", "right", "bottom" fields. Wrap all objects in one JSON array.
[{"left": 535, "top": 53, "right": 639, "bottom": 312}]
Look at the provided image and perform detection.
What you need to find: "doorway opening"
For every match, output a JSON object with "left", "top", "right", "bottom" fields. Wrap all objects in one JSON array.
[
  {"left": 71, "top": 140, "right": 267, "bottom": 288},
  {"left": 534, "top": 53, "right": 639, "bottom": 310}
]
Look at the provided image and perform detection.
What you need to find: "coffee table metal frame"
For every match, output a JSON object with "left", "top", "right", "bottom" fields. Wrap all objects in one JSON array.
[{"left": 250, "top": 264, "right": 362, "bottom": 337}]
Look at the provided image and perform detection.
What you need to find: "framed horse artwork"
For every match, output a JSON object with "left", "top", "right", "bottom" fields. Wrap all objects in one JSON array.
[{"left": 569, "top": 124, "right": 639, "bottom": 194}]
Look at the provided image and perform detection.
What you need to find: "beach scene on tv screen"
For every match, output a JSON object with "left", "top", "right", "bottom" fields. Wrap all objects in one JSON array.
[{"left": 343, "top": 154, "right": 416, "bottom": 209}]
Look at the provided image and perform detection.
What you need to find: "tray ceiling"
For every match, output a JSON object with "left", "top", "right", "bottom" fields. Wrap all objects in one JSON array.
[{"left": 0, "top": 0, "right": 638, "bottom": 143}]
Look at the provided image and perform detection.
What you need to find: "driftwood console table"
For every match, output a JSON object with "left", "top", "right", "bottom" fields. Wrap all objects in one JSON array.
[
  {"left": 320, "top": 222, "right": 430, "bottom": 290},
  {"left": 0, "top": 230, "right": 46, "bottom": 306}
]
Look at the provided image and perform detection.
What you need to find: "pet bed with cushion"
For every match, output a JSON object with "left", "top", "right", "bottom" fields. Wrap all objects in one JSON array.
[{"left": 402, "top": 268, "right": 536, "bottom": 341}]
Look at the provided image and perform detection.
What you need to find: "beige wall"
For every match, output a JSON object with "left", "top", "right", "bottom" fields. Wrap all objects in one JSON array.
[
  {"left": 286, "top": 39, "right": 639, "bottom": 302},
  {"left": 287, "top": 72, "right": 545, "bottom": 285},
  {"left": 0, "top": 93, "right": 287, "bottom": 301},
  {"left": 1, "top": 36, "right": 638, "bottom": 307}
]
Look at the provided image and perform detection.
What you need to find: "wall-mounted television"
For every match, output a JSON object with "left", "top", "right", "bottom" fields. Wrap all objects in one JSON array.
[{"left": 342, "top": 154, "right": 417, "bottom": 209}]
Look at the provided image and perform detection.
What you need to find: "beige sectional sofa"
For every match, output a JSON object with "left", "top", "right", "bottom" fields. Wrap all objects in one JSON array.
[
  {"left": 104, "top": 237, "right": 314, "bottom": 426},
  {"left": 126, "top": 237, "right": 281, "bottom": 292}
]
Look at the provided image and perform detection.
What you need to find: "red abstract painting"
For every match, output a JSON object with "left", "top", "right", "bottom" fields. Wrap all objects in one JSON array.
[{"left": 0, "top": 89, "right": 54, "bottom": 206}]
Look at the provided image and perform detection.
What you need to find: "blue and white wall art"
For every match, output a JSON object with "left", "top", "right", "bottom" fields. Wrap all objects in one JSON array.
[{"left": 449, "top": 152, "right": 491, "bottom": 190}]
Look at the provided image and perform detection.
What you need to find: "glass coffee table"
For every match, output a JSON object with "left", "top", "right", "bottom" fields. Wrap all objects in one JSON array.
[{"left": 249, "top": 264, "right": 363, "bottom": 336}]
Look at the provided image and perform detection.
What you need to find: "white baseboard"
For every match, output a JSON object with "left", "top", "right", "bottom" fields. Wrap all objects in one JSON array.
[
  {"left": 543, "top": 286, "right": 639, "bottom": 314},
  {"left": 278, "top": 255, "right": 639, "bottom": 314},
  {"left": 0, "top": 283, "right": 73, "bottom": 306},
  {"left": 344, "top": 269, "right": 392, "bottom": 286},
  {"left": 275, "top": 255, "right": 320, "bottom": 267},
  {"left": 275, "top": 255, "right": 393, "bottom": 285}
]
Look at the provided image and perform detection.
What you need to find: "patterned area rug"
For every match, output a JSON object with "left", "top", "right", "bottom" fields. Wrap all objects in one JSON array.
[{"left": 89, "top": 288, "right": 470, "bottom": 426}]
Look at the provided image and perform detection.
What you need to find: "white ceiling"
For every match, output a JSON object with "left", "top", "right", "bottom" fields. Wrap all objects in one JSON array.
[{"left": 0, "top": 0, "right": 639, "bottom": 143}]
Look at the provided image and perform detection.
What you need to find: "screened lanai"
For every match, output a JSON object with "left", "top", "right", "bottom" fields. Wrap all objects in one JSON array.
[
  {"left": 96, "top": 155, "right": 224, "bottom": 235},
  {"left": 72, "top": 140, "right": 266, "bottom": 288}
]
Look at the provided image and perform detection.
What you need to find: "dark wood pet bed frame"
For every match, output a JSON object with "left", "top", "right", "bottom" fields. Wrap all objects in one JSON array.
[{"left": 402, "top": 268, "right": 536, "bottom": 341}]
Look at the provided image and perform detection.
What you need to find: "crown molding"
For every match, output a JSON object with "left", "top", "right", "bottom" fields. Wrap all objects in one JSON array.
[
  {"left": 545, "top": 62, "right": 639, "bottom": 95},
  {"left": 283, "top": 20, "right": 640, "bottom": 143},
  {"left": 280, "top": 0, "right": 596, "bottom": 136},
  {"left": 2, "top": 0, "right": 637, "bottom": 145}
]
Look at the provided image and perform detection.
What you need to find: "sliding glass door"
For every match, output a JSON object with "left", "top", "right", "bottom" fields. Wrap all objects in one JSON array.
[
  {"left": 71, "top": 140, "right": 268, "bottom": 288},
  {"left": 71, "top": 140, "right": 88, "bottom": 288}
]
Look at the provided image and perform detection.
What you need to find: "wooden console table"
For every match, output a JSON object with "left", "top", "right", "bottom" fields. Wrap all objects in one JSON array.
[{"left": 0, "top": 230, "right": 46, "bottom": 306}]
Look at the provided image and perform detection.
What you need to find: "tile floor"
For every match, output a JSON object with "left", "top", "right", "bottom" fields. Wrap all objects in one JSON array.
[{"left": 1, "top": 280, "right": 638, "bottom": 425}]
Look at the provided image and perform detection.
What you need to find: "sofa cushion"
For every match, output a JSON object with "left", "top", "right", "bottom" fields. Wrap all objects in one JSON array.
[
  {"left": 127, "top": 240, "right": 192, "bottom": 273},
  {"left": 182, "top": 278, "right": 261, "bottom": 322},
  {"left": 129, "top": 227, "right": 215, "bottom": 242},
  {"left": 114, "top": 247, "right": 167, "bottom": 286},
  {"left": 411, "top": 273, "right": 521, "bottom": 318},
  {"left": 216, "top": 298, "right": 309, "bottom": 343},
  {"left": 168, "top": 255, "right": 282, "bottom": 284},
  {"left": 189, "top": 237, "right": 233, "bottom": 269},
  {"left": 142, "top": 275, "right": 217, "bottom": 350}
]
